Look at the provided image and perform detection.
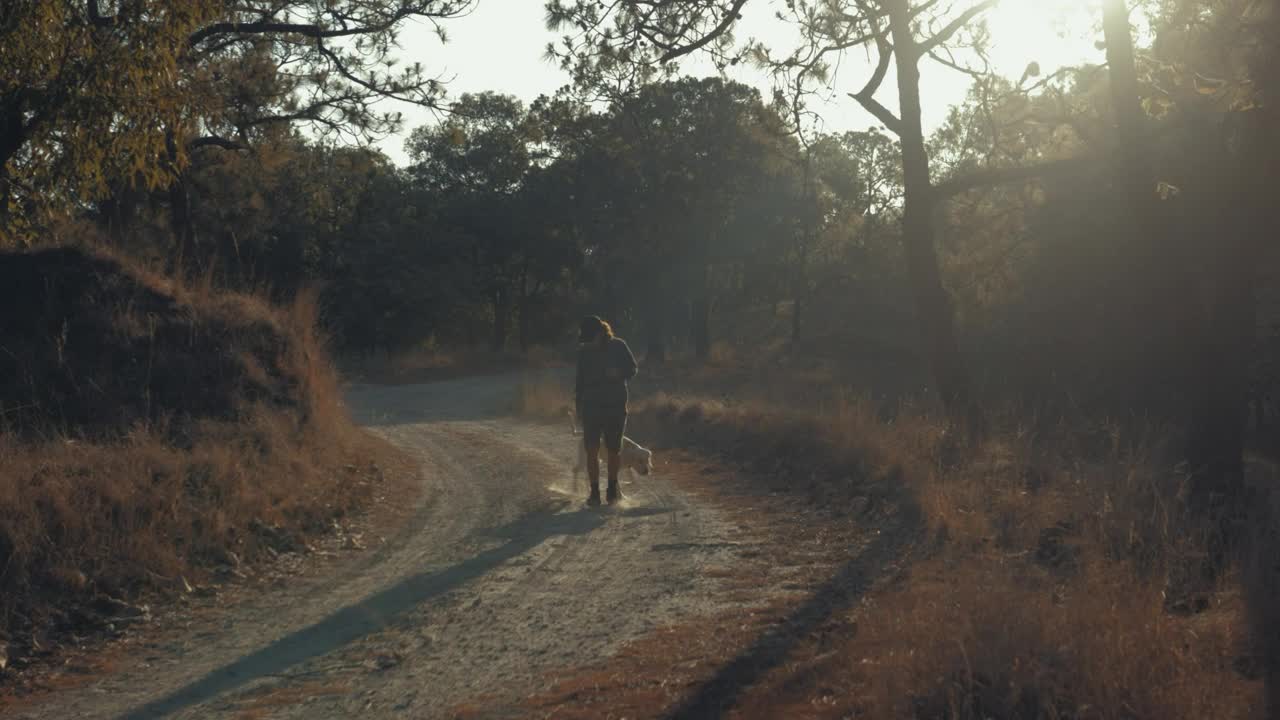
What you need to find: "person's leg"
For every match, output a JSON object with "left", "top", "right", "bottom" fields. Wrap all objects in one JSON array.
[
  {"left": 584, "top": 420, "right": 603, "bottom": 506},
  {"left": 604, "top": 414, "right": 626, "bottom": 504},
  {"left": 606, "top": 451, "right": 622, "bottom": 503}
]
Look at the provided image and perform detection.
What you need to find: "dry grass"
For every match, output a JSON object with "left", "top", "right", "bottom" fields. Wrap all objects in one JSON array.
[
  {"left": 512, "top": 370, "right": 574, "bottom": 420},
  {"left": 0, "top": 247, "right": 380, "bottom": 666},
  {"left": 813, "top": 560, "right": 1255, "bottom": 720},
  {"left": 513, "top": 370, "right": 1274, "bottom": 718}
]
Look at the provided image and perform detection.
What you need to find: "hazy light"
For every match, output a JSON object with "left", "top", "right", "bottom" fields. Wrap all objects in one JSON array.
[
  {"left": 983, "top": 0, "right": 1101, "bottom": 76},
  {"left": 377, "top": 0, "right": 1106, "bottom": 165}
]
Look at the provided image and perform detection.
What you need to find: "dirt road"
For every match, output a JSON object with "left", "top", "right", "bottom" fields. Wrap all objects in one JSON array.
[{"left": 14, "top": 373, "right": 740, "bottom": 719}]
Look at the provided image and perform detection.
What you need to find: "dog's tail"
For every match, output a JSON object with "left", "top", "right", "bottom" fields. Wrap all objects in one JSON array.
[{"left": 567, "top": 409, "right": 582, "bottom": 436}]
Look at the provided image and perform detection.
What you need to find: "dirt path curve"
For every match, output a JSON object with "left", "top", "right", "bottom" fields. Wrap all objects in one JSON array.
[{"left": 14, "top": 373, "right": 739, "bottom": 719}]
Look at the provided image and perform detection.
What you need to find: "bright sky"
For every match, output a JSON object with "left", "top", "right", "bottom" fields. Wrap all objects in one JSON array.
[{"left": 377, "top": 0, "right": 1105, "bottom": 166}]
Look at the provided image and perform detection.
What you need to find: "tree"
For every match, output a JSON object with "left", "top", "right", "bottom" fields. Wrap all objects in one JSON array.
[
  {"left": 572, "top": 77, "right": 792, "bottom": 361},
  {"left": 2, "top": 0, "right": 473, "bottom": 249},
  {"left": 407, "top": 92, "right": 537, "bottom": 352},
  {"left": 546, "top": 0, "right": 1088, "bottom": 424},
  {"left": 794, "top": 130, "right": 903, "bottom": 346},
  {"left": 0, "top": 0, "right": 217, "bottom": 244}
]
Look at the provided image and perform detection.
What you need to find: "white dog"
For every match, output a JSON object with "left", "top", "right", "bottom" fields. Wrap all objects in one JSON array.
[{"left": 568, "top": 411, "right": 654, "bottom": 480}]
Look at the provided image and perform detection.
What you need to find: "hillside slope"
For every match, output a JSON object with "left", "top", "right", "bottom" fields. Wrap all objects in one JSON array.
[{"left": 0, "top": 247, "right": 376, "bottom": 680}]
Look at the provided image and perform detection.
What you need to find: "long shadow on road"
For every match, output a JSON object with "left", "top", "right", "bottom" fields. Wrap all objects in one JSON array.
[
  {"left": 121, "top": 505, "right": 604, "bottom": 720},
  {"left": 665, "top": 502, "right": 922, "bottom": 720}
]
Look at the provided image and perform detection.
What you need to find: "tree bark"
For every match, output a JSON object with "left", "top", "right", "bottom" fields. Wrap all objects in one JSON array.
[
  {"left": 1185, "top": 262, "right": 1253, "bottom": 512},
  {"left": 103, "top": 177, "right": 147, "bottom": 247},
  {"left": 0, "top": 97, "right": 24, "bottom": 232},
  {"left": 164, "top": 129, "right": 196, "bottom": 272},
  {"left": 167, "top": 173, "right": 196, "bottom": 272},
  {"left": 1100, "top": 0, "right": 1190, "bottom": 383},
  {"left": 1211, "top": 149, "right": 1273, "bottom": 711},
  {"left": 1185, "top": 108, "right": 1271, "bottom": 545},
  {"left": 887, "top": 0, "right": 976, "bottom": 425},
  {"left": 1101, "top": 0, "right": 1154, "bottom": 205}
]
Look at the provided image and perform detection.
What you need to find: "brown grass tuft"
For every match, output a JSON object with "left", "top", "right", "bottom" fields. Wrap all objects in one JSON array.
[
  {"left": 0, "top": 247, "right": 379, "bottom": 668},
  {"left": 513, "top": 364, "right": 1273, "bottom": 719},
  {"left": 512, "top": 371, "right": 574, "bottom": 419}
]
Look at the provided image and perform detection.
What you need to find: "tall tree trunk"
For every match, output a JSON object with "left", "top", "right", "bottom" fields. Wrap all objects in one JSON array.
[
  {"left": 1185, "top": 254, "right": 1254, "bottom": 515},
  {"left": 1184, "top": 110, "right": 1272, "bottom": 574},
  {"left": 887, "top": 1, "right": 975, "bottom": 425},
  {"left": 491, "top": 285, "right": 510, "bottom": 353},
  {"left": 1101, "top": 0, "right": 1254, "bottom": 563},
  {"left": 168, "top": 174, "right": 196, "bottom": 273},
  {"left": 0, "top": 95, "right": 31, "bottom": 239},
  {"left": 0, "top": 98, "right": 23, "bottom": 172},
  {"left": 1183, "top": 114, "right": 1264, "bottom": 518},
  {"left": 99, "top": 181, "right": 139, "bottom": 247},
  {"left": 1101, "top": 0, "right": 1154, "bottom": 207},
  {"left": 164, "top": 130, "right": 195, "bottom": 273},
  {"left": 1101, "top": 0, "right": 1192, "bottom": 396},
  {"left": 1225, "top": 113, "right": 1276, "bottom": 714}
]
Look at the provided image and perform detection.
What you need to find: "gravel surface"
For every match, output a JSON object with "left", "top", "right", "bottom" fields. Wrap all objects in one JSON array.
[{"left": 13, "top": 373, "right": 739, "bottom": 719}]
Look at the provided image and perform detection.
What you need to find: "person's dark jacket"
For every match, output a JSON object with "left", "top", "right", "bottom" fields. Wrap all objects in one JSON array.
[{"left": 575, "top": 337, "right": 638, "bottom": 418}]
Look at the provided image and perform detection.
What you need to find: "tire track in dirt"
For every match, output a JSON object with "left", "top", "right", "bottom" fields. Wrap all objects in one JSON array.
[{"left": 12, "top": 374, "right": 740, "bottom": 719}]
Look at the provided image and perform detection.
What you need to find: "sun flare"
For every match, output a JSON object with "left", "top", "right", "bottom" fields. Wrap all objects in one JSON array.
[{"left": 983, "top": 0, "right": 1103, "bottom": 77}]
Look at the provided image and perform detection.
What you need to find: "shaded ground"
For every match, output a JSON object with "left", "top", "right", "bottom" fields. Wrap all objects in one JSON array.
[
  {"left": 510, "top": 447, "right": 917, "bottom": 720},
  {"left": 9, "top": 374, "right": 743, "bottom": 719}
]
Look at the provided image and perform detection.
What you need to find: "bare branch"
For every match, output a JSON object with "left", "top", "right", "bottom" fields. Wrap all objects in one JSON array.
[
  {"left": 927, "top": 49, "right": 986, "bottom": 80},
  {"left": 189, "top": 2, "right": 467, "bottom": 47},
  {"left": 849, "top": 34, "right": 902, "bottom": 135},
  {"left": 188, "top": 136, "right": 245, "bottom": 151},
  {"left": 850, "top": 93, "right": 904, "bottom": 135},
  {"left": 314, "top": 43, "right": 440, "bottom": 107},
  {"left": 193, "top": 21, "right": 359, "bottom": 45},
  {"left": 916, "top": 0, "right": 999, "bottom": 58},
  {"left": 658, "top": 0, "right": 749, "bottom": 63},
  {"left": 908, "top": 0, "right": 944, "bottom": 21}
]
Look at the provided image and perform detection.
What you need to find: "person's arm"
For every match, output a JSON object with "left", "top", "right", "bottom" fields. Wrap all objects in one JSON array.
[
  {"left": 574, "top": 348, "right": 585, "bottom": 417},
  {"left": 615, "top": 339, "right": 638, "bottom": 381}
]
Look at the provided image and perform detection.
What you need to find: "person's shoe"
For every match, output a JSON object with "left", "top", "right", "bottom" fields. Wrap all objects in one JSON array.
[
  {"left": 606, "top": 482, "right": 621, "bottom": 505},
  {"left": 587, "top": 487, "right": 602, "bottom": 507}
]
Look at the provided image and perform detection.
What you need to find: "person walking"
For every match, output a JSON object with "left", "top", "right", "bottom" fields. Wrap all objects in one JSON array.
[{"left": 574, "top": 316, "right": 638, "bottom": 506}]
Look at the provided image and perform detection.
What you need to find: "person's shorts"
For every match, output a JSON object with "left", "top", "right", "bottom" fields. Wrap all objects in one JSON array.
[{"left": 581, "top": 410, "right": 627, "bottom": 453}]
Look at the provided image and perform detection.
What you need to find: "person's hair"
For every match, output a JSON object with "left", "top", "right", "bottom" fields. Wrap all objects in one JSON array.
[{"left": 579, "top": 315, "right": 615, "bottom": 342}]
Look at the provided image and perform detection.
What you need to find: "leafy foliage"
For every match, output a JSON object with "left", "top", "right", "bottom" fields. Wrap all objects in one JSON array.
[{"left": 1, "top": 0, "right": 473, "bottom": 245}]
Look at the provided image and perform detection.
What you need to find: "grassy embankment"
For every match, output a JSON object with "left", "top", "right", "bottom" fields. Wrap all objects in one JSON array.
[
  {"left": 0, "top": 247, "right": 392, "bottom": 678},
  {"left": 514, "top": 362, "right": 1275, "bottom": 719}
]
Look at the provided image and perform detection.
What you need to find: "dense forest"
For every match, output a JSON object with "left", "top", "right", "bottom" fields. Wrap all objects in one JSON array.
[
  {"left": 2, "top": 0, "right": 1280, "bottom": 713},
  {"left": 8, "top": 1, "right": 1277, "bottom": 438}
]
